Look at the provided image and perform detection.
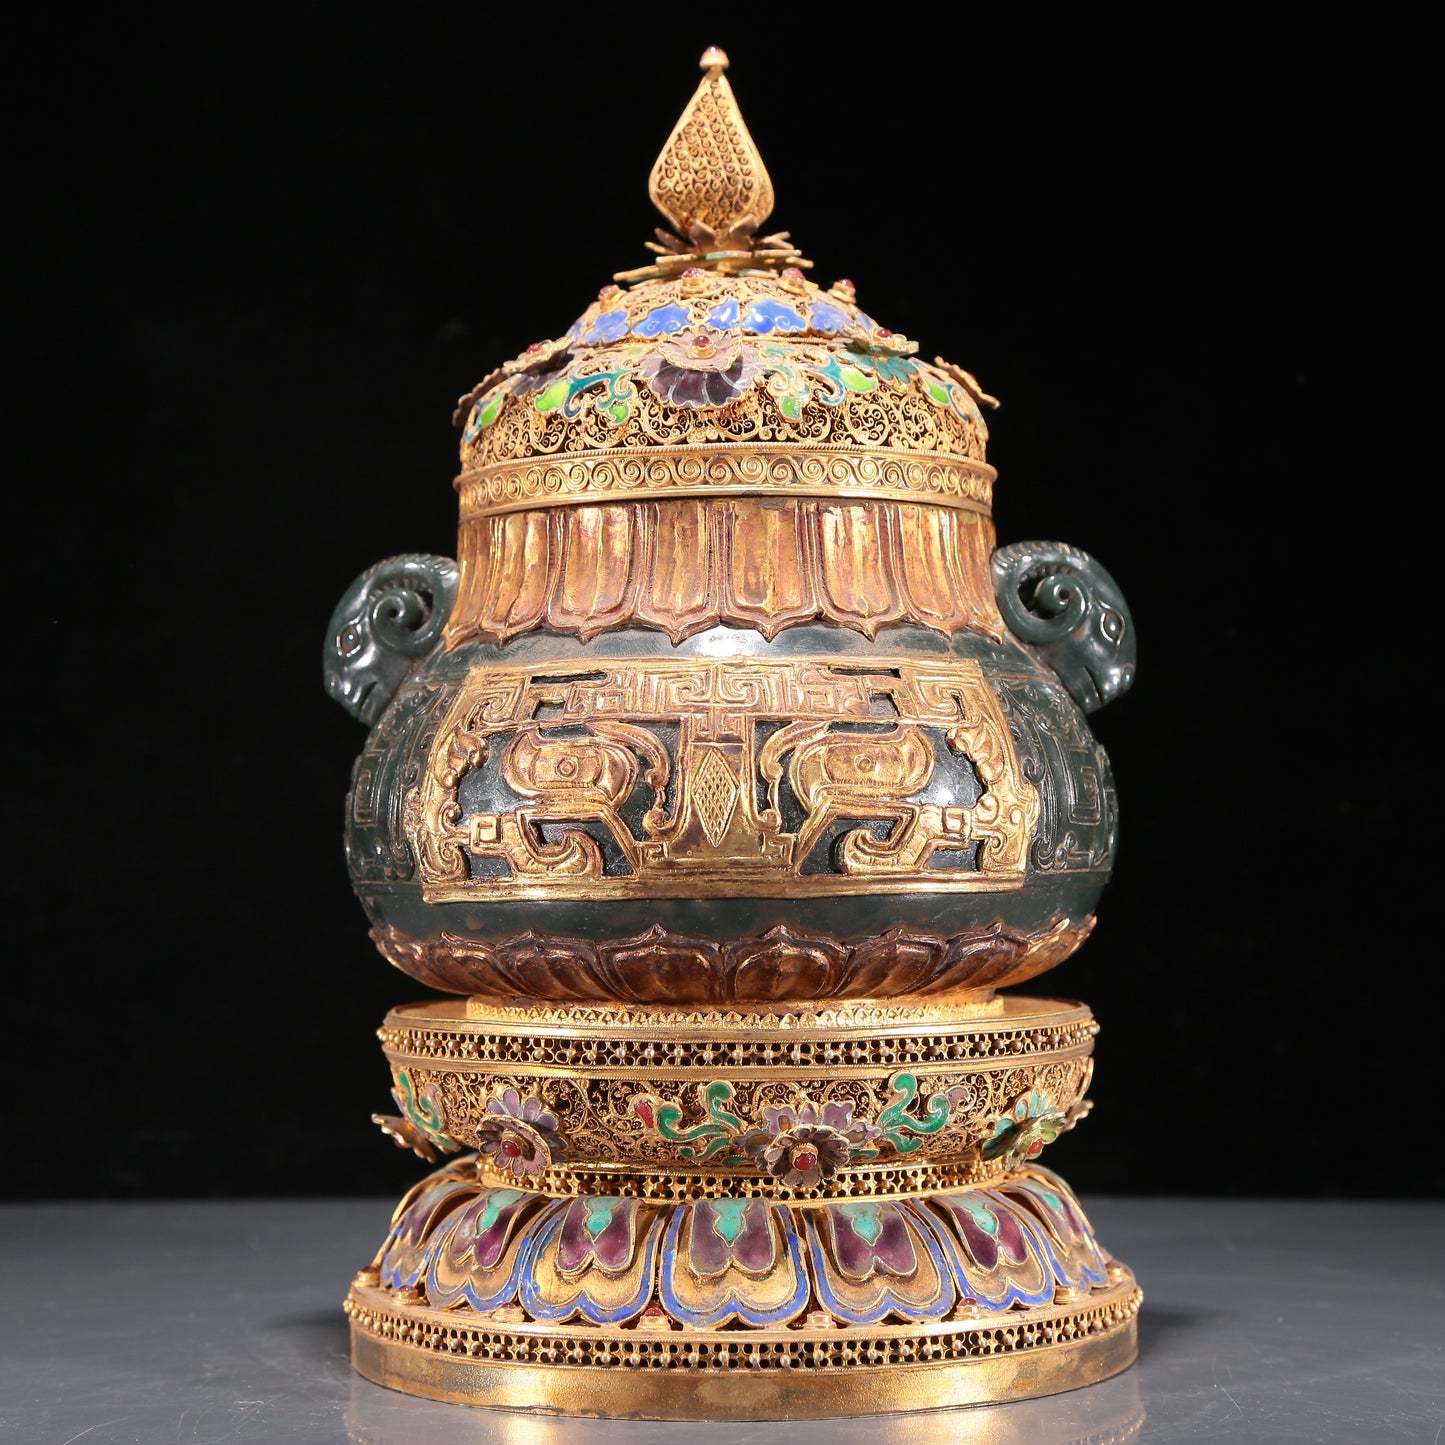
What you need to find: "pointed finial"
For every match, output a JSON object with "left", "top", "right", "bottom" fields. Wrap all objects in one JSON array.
[{"left": 648, "top": 47, "right": 775, "bottom": 246}]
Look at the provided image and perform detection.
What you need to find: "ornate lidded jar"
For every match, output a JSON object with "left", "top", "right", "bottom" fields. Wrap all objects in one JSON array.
[{"left": 329, "top": 50, "right": 1139, "bottom": 1418}]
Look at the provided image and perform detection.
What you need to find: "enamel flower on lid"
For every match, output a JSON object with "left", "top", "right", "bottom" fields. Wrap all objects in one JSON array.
[{"left": 637, "top": 328, "right": 763, "bottom": 407}]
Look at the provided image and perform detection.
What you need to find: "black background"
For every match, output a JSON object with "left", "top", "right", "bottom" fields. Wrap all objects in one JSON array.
[{"left": 10, "top": 19, "right": 1428, "bottom": 1202}]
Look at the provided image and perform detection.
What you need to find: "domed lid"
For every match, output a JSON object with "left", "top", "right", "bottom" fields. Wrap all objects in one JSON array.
[
  {"left": 452, "top": 49, "right": 998, "bottom": 518},
  {"left": 446, "top": 51, "right": 1007, "bottom": 650}
]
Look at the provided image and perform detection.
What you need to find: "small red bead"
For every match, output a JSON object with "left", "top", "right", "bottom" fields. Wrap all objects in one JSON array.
[
  {"left": 782, "top": 266, "right": 805, "bottom": 281},
  {"left": 525, "top": 342, "right": 545, "bottom": 353},
  {"left": 792, "top": 1148, "right": 818, "bottom": 1171},
  {"left": 499, "top": 1135, "right": 524, "bottom": 1158},
  {"left": 876, "top": 328, "right": 893, "bottom": 338},
  {"left": 682, "top": 266, "right": 706, "bottom": 278}
]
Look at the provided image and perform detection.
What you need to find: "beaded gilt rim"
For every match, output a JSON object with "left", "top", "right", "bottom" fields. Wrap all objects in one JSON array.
[{"left": 345, "top": 1279, "right": 1143, "bottom": 1371}]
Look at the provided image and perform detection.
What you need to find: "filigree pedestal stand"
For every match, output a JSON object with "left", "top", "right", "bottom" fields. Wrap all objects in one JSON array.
[{"left": 344, "top": 997, "right": 1139, "bottom": 1417}]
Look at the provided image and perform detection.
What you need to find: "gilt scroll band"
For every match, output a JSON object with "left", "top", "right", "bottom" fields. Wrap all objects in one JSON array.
[{"left": 457, "top": 446, "right": 995, "bottom": 520}]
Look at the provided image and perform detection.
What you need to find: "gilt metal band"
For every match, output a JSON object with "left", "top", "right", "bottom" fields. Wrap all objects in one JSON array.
[
  {"left": 372, "top": 996, "right": 1094, "bottom": 1189},
  {"left": 383, "top": 995, "right": 1098, "bottom": 1069},
  {"left": 345, "top": 1278, "right": 1141, "bottom": 1418},
  {"left": 457, "top": 447, "right": 995, "bottom": 519},
  {"left": 479, "top": 1156, "right": 1005, "bottom": 1202}
]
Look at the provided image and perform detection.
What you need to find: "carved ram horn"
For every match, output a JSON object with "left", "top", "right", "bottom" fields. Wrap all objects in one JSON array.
[
  {"left": 991, "top": 541, "right": 1136, "bottom": 714},
  {"left": 323, "top": 553, "right": 459, "bottom": 726}
]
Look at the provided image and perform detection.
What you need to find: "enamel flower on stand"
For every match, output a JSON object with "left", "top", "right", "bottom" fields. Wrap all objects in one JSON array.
[
  {"left": 737, "top": 1101, "right": 882, "bottom": 1188},
  {"left": 476, "top": 1087, "right": 568, "bottom": 1181}
]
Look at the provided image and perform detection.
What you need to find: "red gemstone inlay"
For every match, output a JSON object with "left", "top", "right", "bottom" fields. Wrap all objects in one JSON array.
[
  {"left": 1027, "top": 1140, "right": 1043, "bottom": 1155},
  {"left": 782, "top": 266, "right": 804, "bottom": 281},
  {"left": 792, "top": 1148, "right": 818, "bottom": 1172},
  {"left": 499, "top": 1135, "right": 525, "bottom": 1158},
  {"left": 682, "top": 266, "right": 706, "bottom": 278},
  {"left": 876, "top": 328, "right": 893, "bottom": 338},
  {"left": 525, "top": 342, "right": 545, "bottom": 353},
  {"left": 634, "top": 1099, "right": 656, "bottom": 1128}
]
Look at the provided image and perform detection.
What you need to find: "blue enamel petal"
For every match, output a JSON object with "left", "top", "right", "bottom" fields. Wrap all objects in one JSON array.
[
  {"left": 1000, "top": 1170, "right": 1109, "bottom": 1289},
  {"left": 632, "top": 303, "right": 690, "bottom": 337},
  {"left": 803, "top": 1202, "right": 956, "bottom": 1325},
  {"left": 423, "top": 1193, "right": 559, "bottom": 1312},
  {"left": 743, "top": 299, "right": 807, "bottom": 334},
  {"left": 518, "top": 1202, "right": 663, "bottom": 1325},
  {"left": 808, "top": 300, "right": 851, "bottom": 333},
  {"left": 583, "top": 310, "right": 630, "bottom": 344},
  {"left": 706, "top": 298, "right": 741, "bottom": 329}
]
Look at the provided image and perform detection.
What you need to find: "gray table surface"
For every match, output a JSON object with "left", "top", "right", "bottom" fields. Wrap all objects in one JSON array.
[{"left": 1, "top": 1195, "right": 1440, "bottom": 1444}]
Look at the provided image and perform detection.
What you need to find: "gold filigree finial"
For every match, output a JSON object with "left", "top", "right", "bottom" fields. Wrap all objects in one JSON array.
[
  {"left": 649, "top": 47, "right": 774, "bottom": 245},
  {"left": 616, "top": 50, "right": 807, "bottom": 283}
]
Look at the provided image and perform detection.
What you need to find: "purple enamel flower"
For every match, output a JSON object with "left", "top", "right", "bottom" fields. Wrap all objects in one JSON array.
[
  {"left": 637, "top": 329, "right": 762, "bottom": 408},
  {"left": 738, "top": 1100, "right": 881, "bottom": 1188},
  {"left": 476, "top": 1088, "right": 566, "bottom": 1180}
]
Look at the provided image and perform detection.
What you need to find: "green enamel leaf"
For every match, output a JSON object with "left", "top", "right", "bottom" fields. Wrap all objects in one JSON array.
[
  {"left": 534, "top": 377, "right": 571, "bottom": 413},
  {"left": 607, "top": 401, "right": 629, "bottom": 424},
  {"left": 781, "top": 396, "right": 802, "bottom": 418},
  {"left": 477, "top": 390, "right": 505, "bottom": 427},
  {"left": 924, "top": 377, "right": 951, "bottom": 405},
  {"left": 584, "top": 1197, "right": 620, "bottom": 1237},
  {"left": 475, "top": 1189, "right": 523, "bottom": 1236},
  {"left": 840, "top": 367, "right": 876, "bottom": 392},
  {"left": 703, "top": 1080, "right": 743, "bottom": 1131},
  {"left": 838, "top": 1201, "right": 884, "bottom": 1245},
  {"left": 709, "top": 1198, "right": 750, "bottom": 1244}
]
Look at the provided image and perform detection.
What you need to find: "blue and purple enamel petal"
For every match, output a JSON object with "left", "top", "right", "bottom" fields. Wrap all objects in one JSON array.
[
  {"left": 804, "top": 1201, "right": 955, "bottom": 1325},
  {"left": 377, "top": 1174, "right": 480, "bottom": 1290},
  {"left": 423, "top": 1188, "right": 554, "bottom": 1311},
  {"left": 925, "top": 1189, "right": 1055, "bottom": 1309},
  {"left": 999, "top": 1170, "right": 1108, "bottom": 1289},
  {"left": 658, "top": 1200, "right": 809, "bottom": 1328},
  {"left": 519, "top": 1196, "right": 664, "bottom": 1326}
]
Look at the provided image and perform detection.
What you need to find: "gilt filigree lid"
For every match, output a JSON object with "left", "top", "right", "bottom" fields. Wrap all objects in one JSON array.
[{"left": 451, "top": 50, "right": 999, "bottom": 521}]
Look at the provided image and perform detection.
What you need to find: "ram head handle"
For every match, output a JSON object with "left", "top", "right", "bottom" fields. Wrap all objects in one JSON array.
[
  {"left": 323, "top": 554, "right": 459, "bottom": 726},
  {"left": 992, "top": 541, "right": 1136, "bottom": 713}
]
